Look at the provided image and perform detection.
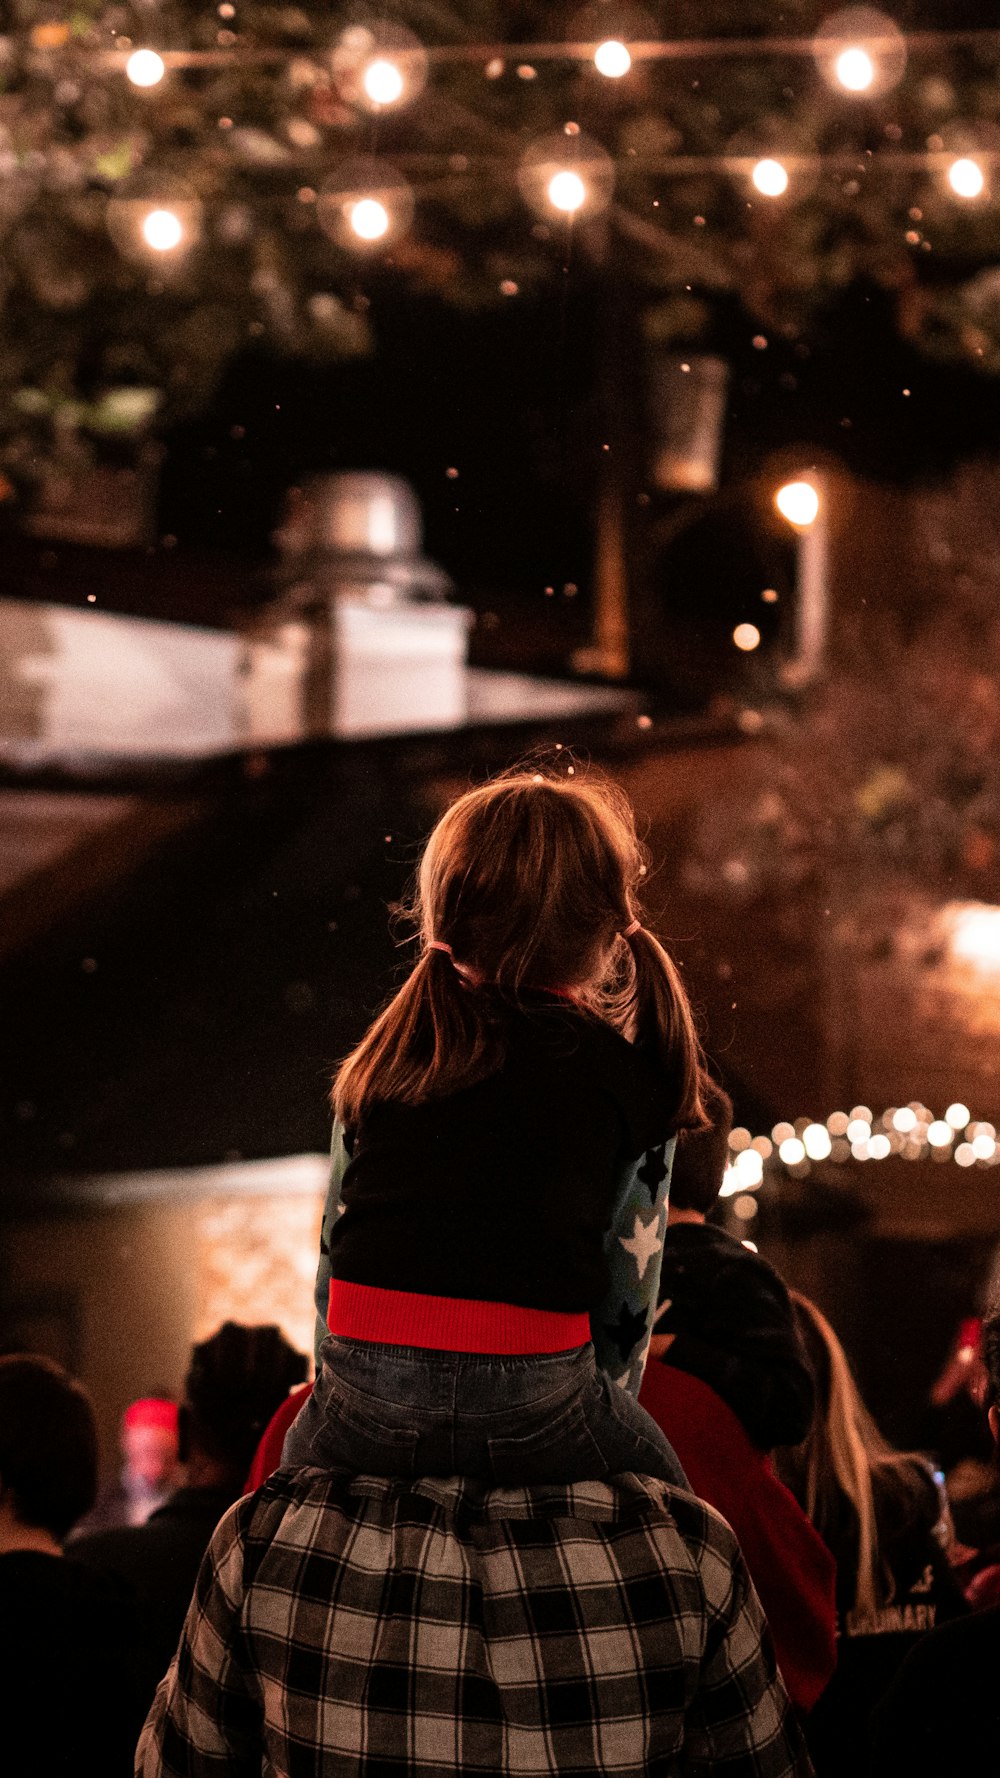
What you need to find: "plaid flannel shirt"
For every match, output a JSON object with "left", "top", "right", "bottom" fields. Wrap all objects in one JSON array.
[{"left": 137, "top": 1468, "right": 813, "bottom": 1778}]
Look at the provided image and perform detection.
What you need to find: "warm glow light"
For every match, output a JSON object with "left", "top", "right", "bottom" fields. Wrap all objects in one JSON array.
[
  {"left": 734, "top": 1149, "right": 765, "bottom": 1186},
  {"left": 803, "top": 1123, "right": 833, "bottom": 1160},
  {"left": 834, "top": 46, "right": 875, "bottom": 91},
  {"left": 752, "top": 158, "right": 789, "bottom": 197},
  {"left": 869, "top": 1133, "right": 891, "bottom": 1159},
  {"left": 733, "top": 623, "right": 761, "bottom": 652},
  {"left": 732, "top": 1194, "right": 758, "bottom": 1220},
  {"left": 362, "top": 57, "right": 405, "bottom": 106},
  {"left": 775, "top": 480, "right": 820, "bottom": 526},
  {"left": 927, "top": 1121, "right": 953, "bottom": 1148},
  {"left": 846, "top": 1118, "right": 871, "bottom": 1143},
  {"left": 126, "top": 48, "right": 166, "bottom": 87},
  {"left": 946, "top": 1102, "right": 971, "bottom": 1129},
  {"left": 893, "top": 1107, "right": 918, "bottom": 1133},
  {"left": 548, "top": 169, "right": 587, "bottom": 213},
  {"left": 947, "top": 903, "right": 1000, "bottom": 970},
  {"left": 972, "top": 1133, "right": 996, "bottom": 1160},
  {"left": 956, "top": 1143, "right": 976, "bottom": 1167},
  {"left": 594, "top": 39, "right": 631, "bottom": 77},
  {"left": 349, "top": 197, "right": 390, "bottom": 240},
  {"left": 141, "top": 207, "right": 183, "bottom": 251},
  {"left": 949, "top": 157, "right": 985, "bottom": 199},
  {"left": 779, "top": 1137, "right": 806, "bottom": 1166}
]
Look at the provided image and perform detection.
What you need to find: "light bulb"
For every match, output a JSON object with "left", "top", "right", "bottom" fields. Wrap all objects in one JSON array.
[
  {"left": 803, "top": 1123, "right": 833, "bottom": 1160},
  {"left": 752, "top": 158, "right": 789, "bottom": 197},
  {"left": 594, "top": 40, "right": 631, "bottom": 78},
  {"left": 548, "top": 170, "right": 587, "bottom": 213},
  {"left": 126, "top": 48, "right": 166, "bottom": 87},
  {"left": 348, "top": 197, "right": 390, "bottom": 240},
  {"left": 775, "top": 480, "right": 820, "bottom": 526},
  {"left": 362, "top": 57, "right": 404, "bottom": 106},
  {"left": 949, "top": 157, "right": 985, "bottom": 199},
  {"left": 141, "top": 208, "right": 183, "bottom": 251},
  {"left": 733, "top": 623, "right": 761, "bottom": 652},
  {"left": 835, "top": 46, "right": 875, "bottom": 91}
]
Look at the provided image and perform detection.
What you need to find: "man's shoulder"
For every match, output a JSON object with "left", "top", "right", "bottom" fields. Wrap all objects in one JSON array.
[{"left": 239, "top": 1467, "right": 743, "bottom": 1588}]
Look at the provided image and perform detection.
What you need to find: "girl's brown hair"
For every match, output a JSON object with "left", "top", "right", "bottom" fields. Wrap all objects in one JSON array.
[{"left": 334, "top": 767, "right": 706, "bottom": 1133}]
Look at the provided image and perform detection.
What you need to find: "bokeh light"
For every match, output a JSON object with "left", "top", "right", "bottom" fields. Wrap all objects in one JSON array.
[
  {"left": 594, "top": 39, "right": 631, "bottom": 77},
  {"left": 803, "top": 1123, "right": 833, "bottom": 1160},
  {"left": 733, "top": 623, "right": 761, "bottom": 652},
  {"left": 362, "top": 57, "right": 405, "bottom": 106},
  {"left": 547, "top": 170, "right": 588, "bottom": 213},
  {"left": 141, "top": 207, "right": 184, "bottom": 251},
  {"left": 349, "top": 197, "right": 390, "bottom": 240},
  {"left": 126, "top": 49, "right": 166, "bottom": 88},
  {"left": 775, "top": 480, "right": 820, "bottom": 526},
  {"left": 948, "top": 157, "right": 985, "bottom": 199},
  {"left": 834, "top": 46, "right": 875, "bottom": 91},
  {"left": 752, "top": 158, "right": 789, "bottom": 197}
]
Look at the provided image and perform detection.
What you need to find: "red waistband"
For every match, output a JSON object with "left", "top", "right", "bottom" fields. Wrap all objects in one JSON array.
[{"left": 327, "top": 1279, "right": 591, "bottom": 1355}]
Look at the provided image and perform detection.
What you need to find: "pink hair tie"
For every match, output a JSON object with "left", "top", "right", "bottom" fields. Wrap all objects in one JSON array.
[
  {"left": 428, "top": 940, "right": 453, "bottom": 956},
  {"left": 621, "top": 919, "right": 642, "bottom": 938}
]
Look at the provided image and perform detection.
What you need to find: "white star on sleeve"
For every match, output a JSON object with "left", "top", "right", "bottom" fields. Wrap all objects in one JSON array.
[{"left": 619, "top": 1209, "right": 664, "bottom": 1280}]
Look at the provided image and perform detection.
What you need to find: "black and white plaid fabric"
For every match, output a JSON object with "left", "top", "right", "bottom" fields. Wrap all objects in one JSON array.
[{"left": 137, "top": 1469, "right": 814, "bottom": 1777}]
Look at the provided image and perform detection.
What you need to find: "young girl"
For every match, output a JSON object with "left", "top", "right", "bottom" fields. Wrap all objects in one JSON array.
[{"left": 283, "top": 766, "right": 706, "bottom": 1486}]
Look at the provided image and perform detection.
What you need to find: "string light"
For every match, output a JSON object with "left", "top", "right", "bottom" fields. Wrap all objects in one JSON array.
[
  {"left": 724, "top": 1099, "right": 1000, "bottom": 1205},
  {"left": 362, "top": 57, "right": 405, "bottom": 106},
  {"left": 751, "top": 157, "right": 789, "bottom": 197},
  {"left": 949, "top": 156, "right": 985, "bottom": 198},
  {"left": 349, "top": 197, "right": 390, "bottom": 240},
  {"left": 834, "top": 46, "right": 875, "bottom": 91},
  {"left": 547, "top": 169, "right": 588, "bottom": 212},
  {"left": 141, "top": 208, "right": 184, "bottom": 251},
  {"left": 733, "top": 623, "right": 761, "bottom": 651},
  {"left": 814, "top": 8, "right": 908, "bottom": 97},
  {"left": 317, "top": 158, "right": 414, "bottom": 249},
  {"left": 125, "top": 48, "right": 166, "bottom": 88},
  {"left": 594, "top": 39, "right": 631, "bottom": 77},
  {"left": 775, "top": 479, "right": 820, "bottom": 526}
]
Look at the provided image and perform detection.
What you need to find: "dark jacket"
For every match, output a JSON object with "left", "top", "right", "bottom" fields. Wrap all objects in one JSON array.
[
  {"left": 0, "top": 1550, "right": 148, "bottom": 1777},
  {"left": 71, "top": 1484, "right": 234, "bottom": 1706},
  {"left": 656, "top": 1221, "right": 814, "bottom": 1450}
]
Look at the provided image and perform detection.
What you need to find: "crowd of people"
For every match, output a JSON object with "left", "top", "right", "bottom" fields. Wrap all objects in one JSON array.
[{"left": 4, "top": 768, "right": 999, "bottom": 1775}]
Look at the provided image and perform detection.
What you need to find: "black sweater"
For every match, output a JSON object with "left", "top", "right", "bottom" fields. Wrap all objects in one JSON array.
[{"left": 331, "top": 997, "right": 677, "bottom": 1313}]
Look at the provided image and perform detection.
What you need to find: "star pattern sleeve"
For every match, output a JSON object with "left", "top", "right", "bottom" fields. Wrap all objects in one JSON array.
[
  {"left": 313, "top": 1118, "right": 351, "bottom": 1368},
  {"left": 592, "top": 1135, "right": 675, "bottom": 1396}
]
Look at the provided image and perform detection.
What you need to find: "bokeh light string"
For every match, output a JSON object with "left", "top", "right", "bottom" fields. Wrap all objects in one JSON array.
[{"left": 720, "top": 1101, "right": 1000, "bottom": 1221}]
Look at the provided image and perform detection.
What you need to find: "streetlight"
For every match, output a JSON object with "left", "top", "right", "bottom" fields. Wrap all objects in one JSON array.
[
  {"left": 594, "top": 40, "right": 631, "bottom": 78},
  {"left": 948, "top": 157, "right": 985, "bottom": 199},
  {"left": 126, "top": 48, "right": 166, "bottom": 87}
]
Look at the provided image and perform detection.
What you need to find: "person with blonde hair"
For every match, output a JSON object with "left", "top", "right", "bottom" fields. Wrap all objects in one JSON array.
[
  {"left": 775, "top": 1291, "right": 966, "bottom": 1773},
  {"left": 283, "top": 764, "right": 706, "bottom": 1485}
]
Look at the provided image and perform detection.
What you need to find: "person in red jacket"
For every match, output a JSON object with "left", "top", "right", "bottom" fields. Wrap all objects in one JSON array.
[{"left": 639, "top": 1078, "right": 837, "bottom": 1716}]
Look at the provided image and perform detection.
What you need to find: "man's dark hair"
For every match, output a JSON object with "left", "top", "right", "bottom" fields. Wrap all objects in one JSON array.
[
  {"left": 182, "top": 1322, "right": 307, "bottom": 1475},
  {"left": 668, "top": 1076, "right": 734, "bottom": 1213},
  {"left": 0, "top": 1353, "right": 98, "bottom": 1539}
]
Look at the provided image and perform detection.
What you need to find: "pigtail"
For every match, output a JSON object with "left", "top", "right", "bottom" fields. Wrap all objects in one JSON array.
[
  {"left": 621, "top": 924, "right": 707, "bottom": 1134},
  {"left": 333, "top": 947, "right": 503, "bottom": 1130}
]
